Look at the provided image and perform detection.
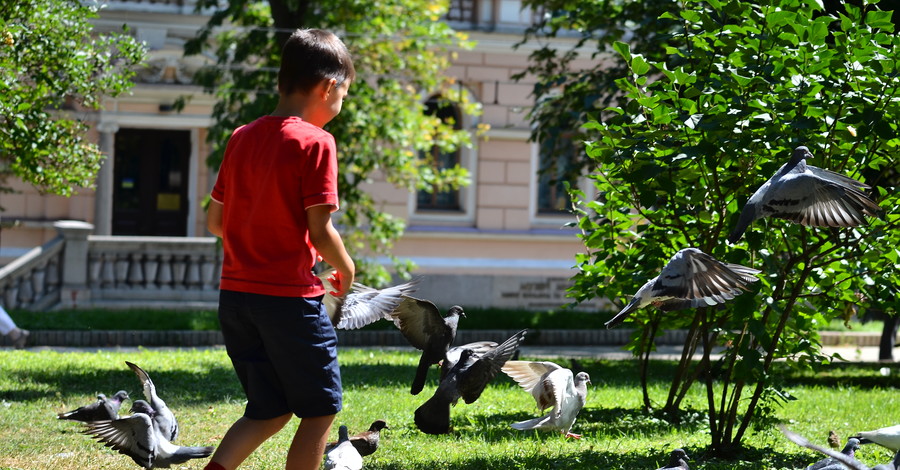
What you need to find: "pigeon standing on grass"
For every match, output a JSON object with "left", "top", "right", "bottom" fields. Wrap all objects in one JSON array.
[
  {"left": 324, "top": 425, "right": 363, "bottom": 470},
  {"left": 390, "top": 297, "right": 466, "bottom": 395},
  {"left": 125, "top": 361, "right": 178, "bottom": 442},
  {"left": 657, "top": 449, "right": 691, "bottom": 470},
  {"left": 605, "top": 247, "right": 760, "bottom": 329},
  {"left": 414, "top": 329, "right": 528, "bottom": 434},
  {"left": 324, "top": 419, "right": 388, "bottom": 457},
  {"left": 82, "top": 400, "right": 214, "bottom": 469},
  {"left": 57, "top": 391, "right": 130, "bottom": 422},
  {"left": 853, "top": 424, "right": 900, "bottom": 452},
  {"left": 727, "top": 145, "right": 880, "bottom": 244},
  {"left": 501, "top": 360, "right": 591, "bottom": 439}
]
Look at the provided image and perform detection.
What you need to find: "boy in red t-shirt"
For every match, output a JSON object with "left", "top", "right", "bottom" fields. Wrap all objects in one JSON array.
[{"left": 205, "top": 28, "right": 355, "bottom": 470}]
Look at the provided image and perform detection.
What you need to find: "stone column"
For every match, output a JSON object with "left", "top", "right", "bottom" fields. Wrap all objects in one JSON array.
[
  {"left": 55, "top": 220, "right": 94, "bottom": 308},
  {"left": 94, "top": 121, "right": 119, "bottom": 235}
]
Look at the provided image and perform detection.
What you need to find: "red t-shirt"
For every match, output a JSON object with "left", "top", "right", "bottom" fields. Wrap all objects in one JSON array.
[{"left": 211, "top": 115, "right": 339, "bottom": 297}]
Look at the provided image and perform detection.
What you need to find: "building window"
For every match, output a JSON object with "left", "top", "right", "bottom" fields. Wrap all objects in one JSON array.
[
  {"left": 417, "top": 96, "right": 462, "bottom": 212},
  {"left": 536, "top": 134, "right": 577, "bottom": 214}
]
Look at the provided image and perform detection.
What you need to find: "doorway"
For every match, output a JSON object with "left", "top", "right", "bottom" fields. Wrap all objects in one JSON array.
[{"left": 112, "top": 128, "right": 190, "bottom": 236}]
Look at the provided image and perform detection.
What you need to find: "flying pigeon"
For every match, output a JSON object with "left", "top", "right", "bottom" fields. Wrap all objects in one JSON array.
[
  {"left": 657, "top": 448, "right": 691, "bottom": 470},
  {"left": 319, "top": 270, "right": 420, "bottom": 329},
  {"left": 390, "top": 296, "right": 466, "bottom": 395},
  {"left": 324, "top": 419, "right": 388, "bottom": 457},
  {"left": 501, "top": 360, "right": 591, "bottom": 438},
  {"left": 414, "top": 329, "right": 528, "bottom": 435},
  {"left": 605, "top": 247, "right": 760, "bottom": 328},
  {"left": 440, "top": 340, "right": 501, "bottom": 382},
  {"left": 727, "top": 146, "right": 880, "bottom": 244},
  {"left": 58, "top": 391, "right": 130, "bottom": 422},
  {"left": 854, "top": 424, "right": 900, "bottom": 452},
  {"left": 82, "top": 400, "right": 214, "bottom": 469},
  {"left": 806, "top": 438, "right": 861, "bottom": 470},
  {"left": 126, "top": 361, "right": 178, "bottom": 442},
  {"left": 324, "top": 425, "right": 363, "bottom": 470}
]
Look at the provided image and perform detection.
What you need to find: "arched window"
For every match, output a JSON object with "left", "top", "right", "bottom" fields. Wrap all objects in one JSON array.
[{"left": 536, "top": 131, "right": 576, "bottom": 214}]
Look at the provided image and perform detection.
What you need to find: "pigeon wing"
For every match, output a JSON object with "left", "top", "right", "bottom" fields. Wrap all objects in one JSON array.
[
  {"left": 761, "top": 171, "right": 879, "bottom": 227},
  {"left": 458, "top": 329, "right": 527, "bottom": 404},
  {"left": 653, "top": 248, "right": 759, "bottom": 309},
  {"left": 391, "top": 296, "right": 449, "bottom": 350},
  {"left": 502, "top": 360, "right": 564, "bottom": 411},
  {"left": 442, "top": 341, "right": 499, "bottom": 381},
  {"left": 336, "top": 278, "right": 420, "bottom": 330},
  {"left": 782, "top": 426, "right": 871, "bottom": 470},
  {"left": 126, "top": 361, "right": 179, "bottom": 442},
  {"left": 83, "top": 414, "right": 157, "bottom": 469}
]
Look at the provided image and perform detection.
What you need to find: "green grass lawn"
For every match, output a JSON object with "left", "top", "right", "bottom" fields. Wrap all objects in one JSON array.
[{"left": 1, "top": 347, "right": 898, "bottom": 469}]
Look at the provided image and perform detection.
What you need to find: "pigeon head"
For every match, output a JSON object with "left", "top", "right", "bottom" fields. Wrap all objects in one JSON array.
[
  {"left": 843, "top": 438, "right": 861, "bottom": 455},
  {"left": 575, "top": 371, "right": 591, "bottom": 386},
  {"left": 130, "top": 400, "right": 155, "bottom": 416},
  {"left": 671, "top": 448, "right": 690, "bottom": 461},
  {"left": 369, "top": 419, "right": 389, "bottom": 432},
  {"left": 338, "top": 424, "right": 350, "bottom": 440},
  {"left": 112, "top": 390, "right": 130, "bottom": 403},
  {"left": 447, "top": 305, "right": 466, "bottom": 318},
  {"left": 790, "top": 146, "right": 813, "bottom": 164}
]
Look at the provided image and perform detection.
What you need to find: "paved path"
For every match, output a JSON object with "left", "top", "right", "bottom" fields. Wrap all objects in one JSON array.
[{"left": 518, "top": 344, "right": 893, "bottom": 362}]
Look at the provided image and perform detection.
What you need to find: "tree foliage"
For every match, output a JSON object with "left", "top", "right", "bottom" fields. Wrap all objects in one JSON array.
[
  {"left": 0, "top": 0, "right": 145, "bottom": 197},
  {"left": 184, "top": 0, "right": 479, "bottom": 284},
  {"left": 523, "top": 0, "right": 900, "bottom": 455}
]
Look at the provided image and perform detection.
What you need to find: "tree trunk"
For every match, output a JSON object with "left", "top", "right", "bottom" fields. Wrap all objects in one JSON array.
[{"left": 879, "top": 314, "right": 900, "bottom": 361}]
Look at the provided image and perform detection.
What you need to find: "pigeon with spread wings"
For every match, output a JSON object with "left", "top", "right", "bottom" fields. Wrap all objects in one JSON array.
[
  {"left": 126, "top": 361, "right": 178, "bottom": 442},
  {"left": 318, "top": 270, "right": 419, "bottom": 329},
  {"left": 605, "top": 247, "right": 760, "bottom": 329},
  {"left": 728, "top": 146, "right": 880, "bottom": 244},
  {"left": 57, "top": 390, "right": 130, "bottom": 422},
  {"left": 501, "top": 360, "right": 591, "bottom": 439},
  {"left": 391, "top": 296, "right": 466, "bottom": 395}
]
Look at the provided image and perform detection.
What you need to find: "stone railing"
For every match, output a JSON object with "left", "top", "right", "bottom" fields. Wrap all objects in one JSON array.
[{"left": 0, "top": 221, "right": 222, "bottom": 311}]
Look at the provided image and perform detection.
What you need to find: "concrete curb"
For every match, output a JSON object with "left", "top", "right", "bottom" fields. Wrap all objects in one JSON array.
[{"left": 0, "top": 329, "right": 890, "bottom": 348}]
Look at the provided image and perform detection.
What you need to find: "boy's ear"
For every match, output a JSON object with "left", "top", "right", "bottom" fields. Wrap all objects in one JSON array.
[{"left": 320, "top": 78, "right": 337, "bottom": 99}]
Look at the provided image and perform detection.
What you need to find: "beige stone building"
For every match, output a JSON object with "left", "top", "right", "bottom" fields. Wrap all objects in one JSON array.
[{"left": 0, "top": 0, "right": 609, "bottom": 311}]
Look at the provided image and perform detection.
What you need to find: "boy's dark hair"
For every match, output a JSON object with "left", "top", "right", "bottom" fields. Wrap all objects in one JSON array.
[{"left": 278, "top": 29, "right": 356, "bottom": 96}]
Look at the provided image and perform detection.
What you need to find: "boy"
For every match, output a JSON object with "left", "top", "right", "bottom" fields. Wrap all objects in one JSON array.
[{"left": 205, "top": 28, "right": 355, "bottom": 470}]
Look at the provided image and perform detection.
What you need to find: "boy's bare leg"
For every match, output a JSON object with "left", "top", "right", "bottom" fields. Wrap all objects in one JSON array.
[
  {"left": 285, "top": 414, "right": 335, "bottom": 470},
  {"left": 209, "top": 414, "right": 293, "bottom": 469}
]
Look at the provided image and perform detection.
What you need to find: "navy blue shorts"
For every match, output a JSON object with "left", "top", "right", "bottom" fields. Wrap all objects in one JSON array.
[{"left": 218, "top": 290, "right": 342, "bottom": 419}]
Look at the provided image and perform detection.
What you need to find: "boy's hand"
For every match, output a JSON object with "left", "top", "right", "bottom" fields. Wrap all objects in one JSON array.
[{"left": 326, "top": 270, "right": 350, "bottom": 297}]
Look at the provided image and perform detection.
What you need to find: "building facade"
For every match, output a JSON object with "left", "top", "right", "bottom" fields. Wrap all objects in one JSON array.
[{"left": 0, "top": 0, "right": 609, "bottom": 311}]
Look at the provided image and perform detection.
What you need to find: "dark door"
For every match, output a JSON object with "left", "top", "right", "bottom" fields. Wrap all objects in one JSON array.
[{"left": 112, "top": 128, "right": 190, "bottom": 236}]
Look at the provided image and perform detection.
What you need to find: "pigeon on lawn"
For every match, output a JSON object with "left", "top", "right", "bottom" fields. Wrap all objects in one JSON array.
[
  {"left": 324, "top": 419, "right": 388, "bottom": 457},
  {"left": 319, "top": 269, "right": 420, "bottom": 329},
  {"left": 414, "top": 329, "right": 528, "bottom": 435},
  {"left": 324, "top": 425, "right": 363, "bottom": 470},
  {"left": 126, "top": 361, "right": 178, "bottom": 442},
  {"left": 727, "top": 146, "right": 880, "bottom": 244},
  {"left": 390, "top": 296, "right": 466, "bottom": 395},
  {"left": 57, "top": 390, "right": 130, "bottom": 422},
  {"left": 605, "top": 247, "right": 760, "bottom": 329},
  {"left": 806, "top": 438, "right": 861, "bottom": 470},
  {"left": 854, "top": 424, "right": 900, "bottom": 452},
  {"left": 657, "top": 448, "right": 690, "bottom": 470},
  {"left": 780, "top": 425, "right": 900, "bottom": 470},
  {"left": 501, "top": 360, "right": 591, "bottom": 438},
  {"left": 82, "top": 400, "right": 214, "bottom": 469}
]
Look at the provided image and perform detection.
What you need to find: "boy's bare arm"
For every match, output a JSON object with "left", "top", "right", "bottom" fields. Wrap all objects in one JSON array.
[
  {"left": 307, "top": 204, "right": 355, "bottom": 296},
  {"left": 208, "top": 200, "right": 224, "bottom": 237}
]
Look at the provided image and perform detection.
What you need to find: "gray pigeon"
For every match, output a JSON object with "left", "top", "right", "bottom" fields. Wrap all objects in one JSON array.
[
  {"left": 657, "top": 448, "right": 690, "bottom": 469},
  {"left": 390, "top": 296, "right": 466, "bottom": 395},
  {"left": 806, "top": 438, "right": 861, "bottom": 470},
  {"left": 414, "top": 329, "right": 528, "bottom": 435},
  {"left": 502, "top": 360, "right": 591, "bottom": 439},
  {"left": 319, "top": 270, "right": 420, "bottom": 329},
  {"left": 605, "top": 247, "right": 760, "bottom": 328},
  {"left": 854, "top": 424, "right": 900, "bottom": 452},
  {"left": 727, "top": 146, "right": 880, "bottom": 244},
  {"left": 324, "top": 419, "right": 388, "bottom": 457},
  {"left": 126, "top": 361, "right": 178, "bottom": 442},
  {"left": 782, "top": 425, "right": 900, "bottom": 470},
  {"left": 324, "top": 425, "right": 363, "bottom": 470},
  {"left": 58, "top": 391, "right": 130, "bottom": 422},
  {"left": 82, "top": 400, "right": 214, "bottom": 469}
]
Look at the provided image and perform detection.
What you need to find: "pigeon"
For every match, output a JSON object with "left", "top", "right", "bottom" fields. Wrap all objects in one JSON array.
[
  {"left": 605, "top": 247, "right": 760, "bottom": 328},
  {"left": 58, "top": 390, "right": 130, "bottom": 422},
  {"left": 319, "top": 270, "right": 420, "bottom": 329},
  {"left": 324, "top": 419, "right": 388, "bottom": 457},
  {"left": 727, "top": 146, "right": 880, "bottom": 244},
  {"left": 501, "top": 360, "right": 591, "bottom": 438},
  {"left": 806, "top": 438, "right": 861, "bottom": 470},
  {"left": 126, "top": 361, "right": 178, "bottom": 442},
  {"left": 854, "top": 424, "right": 900, "bottom": 451},
  {"left": 82, "top": 400, "right": 214, "bottom": 469},
  {"left": 782, "top": 425, "right": 900, "bottom": 470},
  {"left": 324, "top": 425, "right": 363, "bottom": 470},
  {"left": 414, "top": 329, "right": 528, "bottom": 435},
  {"left": 390, "top": 296, "right": 466, "bottom": 395},
  {"left": 657, "top": 448, "right": 691, "bottom": 469},
  {"left": 440, "top": 340, "right": 501, "bottom": 382}
]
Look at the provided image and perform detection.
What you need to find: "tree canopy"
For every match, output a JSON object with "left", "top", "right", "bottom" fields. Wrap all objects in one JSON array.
[
  {"left": 185, "top": 0, "right": 479, "bottom": 284},
  {"left": 0, "top": 0, "right": 145, "bottom": 197},
  {"left": 521, "top": 0, "right": 900, "bottom": 454}
]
